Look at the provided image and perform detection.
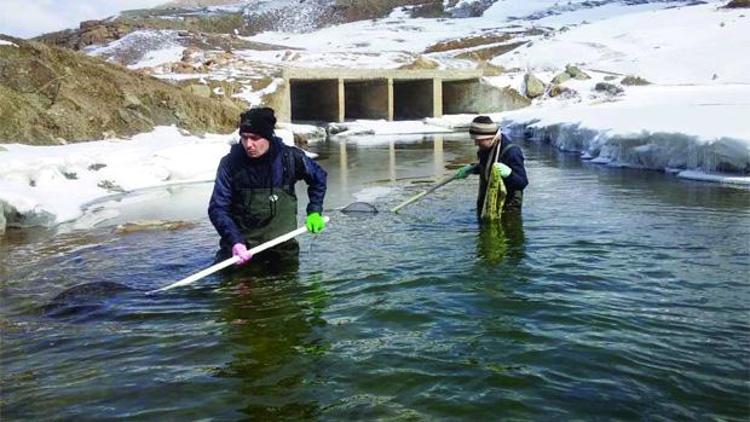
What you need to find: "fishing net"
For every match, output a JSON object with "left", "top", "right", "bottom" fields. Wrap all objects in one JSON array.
[{"left": 340, "top": 202, "right": 379, "bottom": 214}]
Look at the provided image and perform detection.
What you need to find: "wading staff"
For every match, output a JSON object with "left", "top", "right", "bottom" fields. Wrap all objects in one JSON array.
[
  {"left": 390, "top": 174, "right": 458, "bottom": 213},
  {"left": 150, "top": 216, "right": 330, "bottom": 293}
]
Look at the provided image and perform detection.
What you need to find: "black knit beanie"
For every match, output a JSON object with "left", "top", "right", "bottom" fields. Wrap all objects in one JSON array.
[{"left": 239, "top": 107, "right": 277, "bottom": 140}]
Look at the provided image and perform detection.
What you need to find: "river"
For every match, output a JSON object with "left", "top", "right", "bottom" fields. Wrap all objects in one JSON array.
[{"left": 1, "top": 134, "right": 748, "bottom": 420}]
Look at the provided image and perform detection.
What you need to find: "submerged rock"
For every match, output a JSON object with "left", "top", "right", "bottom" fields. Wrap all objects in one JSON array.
[
  {"left": 41, "top": 281, "right": 137, "bottom": 319},
  {"left": 115, "top": 219, "right": 197, "bottom": 234}
]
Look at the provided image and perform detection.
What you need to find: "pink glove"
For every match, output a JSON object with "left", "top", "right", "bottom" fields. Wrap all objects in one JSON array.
[{"left": 231, "top": 243, "right": 252, "bottom": 265}]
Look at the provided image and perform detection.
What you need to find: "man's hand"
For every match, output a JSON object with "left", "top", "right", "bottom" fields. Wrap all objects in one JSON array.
[
  {"left": 231, "top": 243, "right": 253, "bottom": 265},
  {"left": 494, "top": 162, "right": 512, "bottom": 178},
  {"left": 306, "top": 212, "right": 326, "bottom": 233},
  {"left": 456, "top": 164, "right": 474, "bottom": 179}
]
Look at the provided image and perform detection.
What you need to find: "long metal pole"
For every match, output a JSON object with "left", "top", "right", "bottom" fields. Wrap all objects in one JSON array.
[{"left": 150, "top": 216, "right": 330, "bottom": 293}]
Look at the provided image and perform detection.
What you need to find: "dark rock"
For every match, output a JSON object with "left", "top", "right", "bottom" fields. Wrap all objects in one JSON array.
[
  {"left": 594, "top": 82, "right": 624, "bottom": 96},
  {"left": 724, "top": 0, "right": 750, "bottom": 8},
  {"left": 621, "top": 75, "right": 650, "bottom": 86}
]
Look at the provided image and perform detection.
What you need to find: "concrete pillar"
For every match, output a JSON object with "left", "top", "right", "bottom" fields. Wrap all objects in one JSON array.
[
  {"left": 337, "top": 78, "right": 345, "bottom": 122},
  {"left": 387, "top": 78, "right": 394, "bottom": 121},
  {"left": 280, "top": 79, "right": 291, "bottom": 122},
  {"left": 432, "top": 78, "right": 443, "bottom": 118}
]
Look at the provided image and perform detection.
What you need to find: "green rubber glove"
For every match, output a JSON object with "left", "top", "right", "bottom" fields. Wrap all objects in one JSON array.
[
  {"left": 305, "top": 212, "right": 326, "bottom": 233},
  {"left": 493, "top": 162, "right": 512, "bottom": 178},
  {"left": 456, "top": 164, "right": 474, "bottom": 179}
]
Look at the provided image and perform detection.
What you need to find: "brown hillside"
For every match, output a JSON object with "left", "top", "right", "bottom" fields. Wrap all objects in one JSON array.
[{"left": 0, "top": 35, "right": 243, "bottom": 145}]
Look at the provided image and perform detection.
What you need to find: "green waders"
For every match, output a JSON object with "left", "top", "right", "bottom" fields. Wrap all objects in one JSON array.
[{"left": 217, "top": 187, "right": 300, "bottom": 269}]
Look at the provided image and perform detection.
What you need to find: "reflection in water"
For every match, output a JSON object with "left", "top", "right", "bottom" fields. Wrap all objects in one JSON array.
[
  {"left": 216, "top": 261, "right": 329, "bottom": 418},
  {"left": 433, "top": 135, "right": 444, "bottom": 179},
  {"left": 389, "top": 141, "right": 396, "bottom": 183},
  {"left": 476, "top": 213, "right": 525, "bottom": 266},
  {"left": 340, "top": 140, "right": 348, "bottom": 194}
]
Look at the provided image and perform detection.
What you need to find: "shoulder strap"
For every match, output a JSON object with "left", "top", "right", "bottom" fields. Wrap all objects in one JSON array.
[
  {"left": 281, "top": 146, "right": 307, "bottom": 193},
  {"left": 499, "top": 142, "right": 520, "bottom": 159}
]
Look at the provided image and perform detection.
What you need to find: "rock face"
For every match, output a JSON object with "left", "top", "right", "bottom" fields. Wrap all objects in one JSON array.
[{"left": 0, "top": 35, "right": 243, "bottom": 145}]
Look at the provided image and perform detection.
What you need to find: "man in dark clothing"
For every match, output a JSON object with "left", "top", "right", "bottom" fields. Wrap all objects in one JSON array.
[
  {"left": 208, "top": 107, "right": 327, "bottom": 266},
  {"left": 455, "top": 115, "right": 528, "bottom": 217}
]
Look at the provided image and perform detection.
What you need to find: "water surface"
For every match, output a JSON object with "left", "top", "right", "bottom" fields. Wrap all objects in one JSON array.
[{"left": 1, "top": 134, "right": 749, "bottom": 420}]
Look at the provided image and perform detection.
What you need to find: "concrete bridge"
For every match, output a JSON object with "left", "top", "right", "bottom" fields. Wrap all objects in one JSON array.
[{"left": 276, "top": 67, "right": 529, "bottom": 123}]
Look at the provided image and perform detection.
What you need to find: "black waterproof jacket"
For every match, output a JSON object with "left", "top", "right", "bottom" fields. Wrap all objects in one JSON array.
[{"left": 208, "top": 137, "right": 327, "bottom": 248}]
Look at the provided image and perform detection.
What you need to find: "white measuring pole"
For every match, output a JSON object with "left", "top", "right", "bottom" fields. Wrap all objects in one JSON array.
[{"left": 150, "top": 216, "right": 330, "bottom": 293}]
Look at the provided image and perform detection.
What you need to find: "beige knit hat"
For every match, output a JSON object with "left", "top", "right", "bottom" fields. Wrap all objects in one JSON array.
[{"left": 469, "top": 116, "right": 498, "bottom": 140}]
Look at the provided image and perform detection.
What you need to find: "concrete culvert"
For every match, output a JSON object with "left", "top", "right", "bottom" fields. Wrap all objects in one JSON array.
[
  {"left": 290, "top": 79, "right": 340, "bottom": 122},
  {"left": 344, "top": 79, "right": 389, "bottom": 120},
  {"left": 393, "top": 79, "right": 435, "bottom": 120}
]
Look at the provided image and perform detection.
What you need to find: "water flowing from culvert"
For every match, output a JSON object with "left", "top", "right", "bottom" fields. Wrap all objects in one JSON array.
[{"left": 1, "top": 134, "right": 749, "bottom": 419}]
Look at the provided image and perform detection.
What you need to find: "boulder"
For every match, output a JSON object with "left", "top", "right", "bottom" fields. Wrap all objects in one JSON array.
[
  {"left": 594, "top": 82, "right": 624, "bottom": 96},
  {"left": 565, "top": 64, "right": 591, "bottom": 80},
  {"left": 551, "top": 71, "right": 571, "bottom": 85},
  {"left": 524, "top": 73, "right": 546, "bottom": 98},
  {"left": 724, "top": 0, "right": 750, "bottom": 8},
  {"left": 621, "top": 75, "right": 650, "bottom": 86},
  {"left": 548, "top": 84, "right": 576, "bottom": 98}
]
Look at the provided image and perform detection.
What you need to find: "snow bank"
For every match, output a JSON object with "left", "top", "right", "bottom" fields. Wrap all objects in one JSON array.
[
  {"left": 0, "top": 127, "right": 231, "bottom": 232},
  {"left": 0, "top": 126, "right": 321, "bottom": 233},
  {"left": 499, "top": 84, "right": 750, "bottom": 184}
]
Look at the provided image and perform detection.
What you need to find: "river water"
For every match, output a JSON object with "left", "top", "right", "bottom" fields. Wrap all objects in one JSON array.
[{"left": 1, "top": 134, "right": 749, "bottom": 420}]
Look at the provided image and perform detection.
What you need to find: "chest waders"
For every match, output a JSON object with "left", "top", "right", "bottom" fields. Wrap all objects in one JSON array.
[{"left": 226, "top": 150, "right": 301, "bottom": 261}]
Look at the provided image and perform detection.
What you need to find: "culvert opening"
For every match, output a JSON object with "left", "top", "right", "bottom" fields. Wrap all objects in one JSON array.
[
  {"left": 393, "top": 79, "right": 434, "bottom": 120},
  {"left": 344, "top": 79, "right": 389, "bottom": 120},
  {"left": 290, "top": 79, "right": 340, "bottom": 122},
  {"left": 443, "top": 78, "right": 483, "bottom": 115}
]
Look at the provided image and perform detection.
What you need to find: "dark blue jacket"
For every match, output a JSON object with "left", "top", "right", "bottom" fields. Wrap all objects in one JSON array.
[
  {"left": 473, "top": 134, "right": 528, "bottom": 194},
  {"left": 208, "top": 137, "right": 327, "bottom": 247}
]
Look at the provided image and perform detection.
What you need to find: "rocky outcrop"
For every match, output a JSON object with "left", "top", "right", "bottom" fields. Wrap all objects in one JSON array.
[{"left": 0, "top": 35, "right": 243, "bottom": 145}]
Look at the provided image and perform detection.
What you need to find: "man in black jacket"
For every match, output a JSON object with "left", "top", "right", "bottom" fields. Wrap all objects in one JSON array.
[
  {"left": 455, "top": 115, "right": 528, "bottom": 217},
  {"left": 208, "top": 107, "right": 327, "bottom": 266}
]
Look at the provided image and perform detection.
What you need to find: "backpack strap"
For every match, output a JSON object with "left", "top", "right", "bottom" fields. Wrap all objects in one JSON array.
[
  {"left": 499, "top": 142, "right": 520, "bottom": 159},
  {"left": 281, "top": 146, "right": 305, "bottom": 195}
]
